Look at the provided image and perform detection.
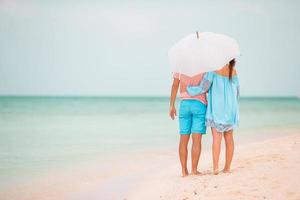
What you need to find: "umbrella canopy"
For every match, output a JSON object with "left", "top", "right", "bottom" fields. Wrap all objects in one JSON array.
[{"left": 168, "top": 32, "right": 240, "bottom": 77}]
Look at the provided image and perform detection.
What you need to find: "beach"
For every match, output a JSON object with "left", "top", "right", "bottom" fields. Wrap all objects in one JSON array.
[
  {"left": 0, "top": 130, "right": 299, "bottom": 200},
  {"left": 1, "top": 0, "right": 300, "bottom": 199},
  {"left": 0, "top": 97, "right": 300, "bottom": 200},
  {"left": 126, "top": 130, "right": 300, "bottom": 200}
]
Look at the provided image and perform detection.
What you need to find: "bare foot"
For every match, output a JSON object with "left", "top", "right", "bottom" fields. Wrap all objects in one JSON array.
[
  {"left": 213, "top": 168, "right": 219, "bottom": 175},
  {"left": 182, "top": 169, "right": 189, "bottom": 177},
  {"left": 222, "top": 168, "right": 231, "bottom": 173},
  {"left": 191, "top": 170, "right": 203, "bottom": 176}
]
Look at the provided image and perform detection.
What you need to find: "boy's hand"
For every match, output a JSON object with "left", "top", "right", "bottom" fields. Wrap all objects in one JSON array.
[{"left": 169, "top": 106, "right": 177, "bottom": 120}]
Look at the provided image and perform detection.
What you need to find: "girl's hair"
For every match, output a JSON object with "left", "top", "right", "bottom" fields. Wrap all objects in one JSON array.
[{"left": 228, "top": 59, "right": 236, "bottom": 80}]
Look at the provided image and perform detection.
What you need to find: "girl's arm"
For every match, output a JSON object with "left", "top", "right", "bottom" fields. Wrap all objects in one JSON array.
[
  {"left": 169, "top": 78, "right": 180, "bottom": 120},
  {"left": 236, "top": 76, "right": 240, "bottom": 99},
  {"left": 187, "top": 72, "right": 213, "bottom": 96}
]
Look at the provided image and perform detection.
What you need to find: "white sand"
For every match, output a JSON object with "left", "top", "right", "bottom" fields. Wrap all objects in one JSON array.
[
  {"left": 1, "top": 131, "right": 300, "bottom": 200},
  {"left": 126, "top": 133, "right": 300, "bottom": 200}
]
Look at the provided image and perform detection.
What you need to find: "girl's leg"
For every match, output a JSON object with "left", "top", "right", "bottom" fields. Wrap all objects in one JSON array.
[
  {"left": 223, "top": 129, "right": 234, "bottom": 172},
  {"left": 191, "top": 133, "right": 202, "bottom": 175},
  {"left": 211, "top": 127, "right": 222, "bottom": 175},
  {"left": 179, "top": 134, "right": 190, "bottom": 177}
]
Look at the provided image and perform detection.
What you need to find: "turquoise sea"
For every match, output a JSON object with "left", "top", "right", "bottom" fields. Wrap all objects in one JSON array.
[{"left": 0, "top": 96, "right": 300, "bottom": 190}]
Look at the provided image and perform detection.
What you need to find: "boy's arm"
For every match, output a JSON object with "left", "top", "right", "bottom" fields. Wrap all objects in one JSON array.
[{"left": 169, "top": 78, "right": 180, "bottom": 120}]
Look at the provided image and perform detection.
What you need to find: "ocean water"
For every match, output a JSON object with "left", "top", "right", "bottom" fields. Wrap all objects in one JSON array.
[{"left": 0, "top": 96, "right": 300, "bottom": 189}]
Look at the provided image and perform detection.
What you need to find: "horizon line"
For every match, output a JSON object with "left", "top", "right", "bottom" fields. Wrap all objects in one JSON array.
[{"left": 0, "top": 95, "right": 299, "bottom": 99}]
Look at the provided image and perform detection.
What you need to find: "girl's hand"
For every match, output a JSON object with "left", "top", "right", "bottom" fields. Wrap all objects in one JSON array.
[{"left": 169, "top": 106, "right": 177, "bottom": 120}]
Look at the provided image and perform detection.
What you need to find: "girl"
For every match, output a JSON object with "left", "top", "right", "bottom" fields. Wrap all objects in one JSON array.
[{"left": 187, "top": 59, "right": 239, "bottom": 175}]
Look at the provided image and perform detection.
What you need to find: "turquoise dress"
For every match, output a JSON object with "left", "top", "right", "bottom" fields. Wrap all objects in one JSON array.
[{"left": 187, "top": 72, "right": 240, "bottom": 132}]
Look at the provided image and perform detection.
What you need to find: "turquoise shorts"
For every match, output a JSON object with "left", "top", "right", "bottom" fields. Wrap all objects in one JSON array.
[{"left": 179, "top": 100, "right": 207, "bottom": 134}]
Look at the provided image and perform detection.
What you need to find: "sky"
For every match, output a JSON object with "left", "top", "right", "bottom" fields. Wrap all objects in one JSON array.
[{"left": 0, "top": 0, "right": 299, "bottom": 97}]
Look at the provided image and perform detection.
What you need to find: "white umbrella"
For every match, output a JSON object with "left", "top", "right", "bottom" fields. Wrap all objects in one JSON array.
[{"left": 168, "top": 32, "right": 240, "bottom": 77}]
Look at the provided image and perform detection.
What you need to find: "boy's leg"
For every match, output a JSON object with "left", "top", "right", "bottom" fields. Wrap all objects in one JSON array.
[
  {"left": 178, "top": 100, "right": 192, "bottom": 177},
  {"left": 179, "top": 134, "right": 190, "bottom": 177},
  {"left": 190, "top": 101, "right": 206, "bottom": 175},
  {"left": 191, "top": 133, "right": 202, "bottom": 175}
]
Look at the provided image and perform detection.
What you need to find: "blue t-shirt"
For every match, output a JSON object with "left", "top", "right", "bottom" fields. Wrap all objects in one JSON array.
[{"left": 187, "top": 71, "right": 239, "bottom": 132}]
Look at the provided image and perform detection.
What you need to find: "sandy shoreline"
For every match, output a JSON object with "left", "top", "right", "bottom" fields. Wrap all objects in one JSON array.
[
  {"left": 126, "top": 133, "right": 300, "bottom": 200},
  {"left": 1, "top": 130, "right": 300, "bottom": 200}
]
